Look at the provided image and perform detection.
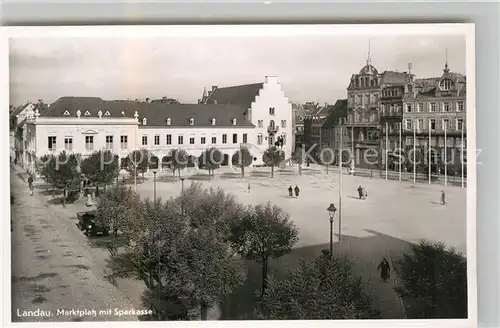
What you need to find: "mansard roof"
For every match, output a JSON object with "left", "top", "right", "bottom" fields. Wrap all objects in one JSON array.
[
  {"left": 41, "top": 97, "right": 254, "bottom": 127},
  {"left": 379, "top": 71, "right": 407, "bottom": 86},
  {"left": 203, "top": 82, "right": 264, "bottom": 109}
]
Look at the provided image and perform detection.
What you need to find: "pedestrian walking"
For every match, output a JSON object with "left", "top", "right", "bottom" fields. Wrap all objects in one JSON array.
[
  {"left": 377, "top": 258, "right": 391, "bottom": 282},
  {"left": 363, "top": 187, "right": 368, "bottom": 199},
  {"left": 27, "top": 175, "right": 34, "bottom": 196},
  {"left": 441, "top": 190, "right": 446, "bottom": 205},
  {"left": 288, "top": 185, "right": 293, "bottom": 197},
  {"left": 357, "top": 185, "right": 364, "bottom": 200},
  {"left": 294, "top": 185, "right": 300, "bottom": 198},
  {"left": 248, "top": 183, "right": 251, "bottom": 193}
]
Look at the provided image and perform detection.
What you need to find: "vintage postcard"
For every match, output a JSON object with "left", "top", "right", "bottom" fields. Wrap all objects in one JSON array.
[{"left": 1, "top": 24, "right": 476, "bottom": 327}]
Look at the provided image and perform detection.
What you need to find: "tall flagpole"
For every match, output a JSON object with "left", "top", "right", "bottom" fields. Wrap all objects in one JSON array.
[
  {"left": 444, "top": 121, "right": 447, "bottom": 188},
  {"left": 385, "top": 122, "right": 388, "bottom": 180},
  {"left": 428, "top": 119, "right": 431, "bottom": 184},
  {"left": 413, "top": 119, "right": 416, "bottom": 183},
  {"left": 461, "top": 122, "right": 464, "bottom": 188},
  {"left": 398, "top": 122, "right": 402, "bottom": 182},
  {"left": 351, "top": 123, "right": 354, "bottom": 172},
  {"left": 339, "top": 119, "right": 343, "bottom": 242}
]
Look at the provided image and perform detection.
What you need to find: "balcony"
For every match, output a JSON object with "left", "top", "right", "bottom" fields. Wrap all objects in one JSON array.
[{"left": 267, "top": 125, "right": 279, "bottom": 134}]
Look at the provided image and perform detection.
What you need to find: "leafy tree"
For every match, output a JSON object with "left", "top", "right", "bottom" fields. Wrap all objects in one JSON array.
[
  {"left": 231, "top": 146, "right": 253, "bottom": 178},
  {"left": 50, "top": 151, "right": 81, "bottom": 206},
  {"left": 291, "top": 147, "right": 305, "bottom": 175},
  {"left": 36, "top": 154, "right": 56, "bottom": 189},
  {"left": 199, "top": 147, "right": 223, "bottom": 179},
  {"left": 256, "top": 255, "right": 381, "bottom": 319},
  {"left": 262, "top": 146, "right": 285, "bottom": 178},
  {"left": 321, "top": 149, "right": 335, "bottom": 174},
  {"left": 170, "top": 149, "right": 189, "bottom": 179},
  {"left": 127, "top": 149, "right": 151, "bottom": 181},
  {"left": 81, "top": 150, "right": 119, "bottom": 196},
  {"left": 96, "top": 184, "right": 143, "bottom": 237},
  {"left": 394, "top": 240, "right": 467, "bottom": 319},
  {"left": 230, "top": 202, "right": 299, "bottom": 298}
]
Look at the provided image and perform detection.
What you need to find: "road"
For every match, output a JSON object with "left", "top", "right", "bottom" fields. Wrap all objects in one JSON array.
[{"left": 10, "top": 167, "right": 146, "bottom": 322}]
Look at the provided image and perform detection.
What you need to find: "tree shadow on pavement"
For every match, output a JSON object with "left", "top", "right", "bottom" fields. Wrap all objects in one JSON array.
[
  {"left": 221, "top": 229, "right": 414, "bottom": 320},
  {"left": 220, "top": 172, "right": 242, "bottom": 180}
]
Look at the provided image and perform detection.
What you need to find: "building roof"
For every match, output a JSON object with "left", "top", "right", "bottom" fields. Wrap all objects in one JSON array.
[
  {"left": 321, "top": 99, "right": 348, "bottom": 128},
  {"left": 315, "top": 105, "right": 334, "bottom": 117},
  {"left": 41, "top": 97, "right": 254, "bottom": 127},
  {"left": 203, "top": 83, "right": 264, "bottom": 109},
  {"left": 380, "top": 71, "right": 407, "bottom": 86}
]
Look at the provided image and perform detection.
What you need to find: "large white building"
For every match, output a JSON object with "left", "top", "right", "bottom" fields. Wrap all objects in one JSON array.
[{"left": 19, "top": 76, "right": 293, "bottom": 173}]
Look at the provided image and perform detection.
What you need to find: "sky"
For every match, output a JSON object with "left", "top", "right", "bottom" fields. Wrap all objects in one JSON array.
[{"left": 9, "top": 34, "right": 466, "bottom": 106}]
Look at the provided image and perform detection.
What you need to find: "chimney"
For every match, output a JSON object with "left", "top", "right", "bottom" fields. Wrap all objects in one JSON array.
[
  {"left": 211, "top": 86, "right": 218, "bottom": 92},
  {"left": 37, "top": 99, "right": 43, "bottom": 104},
  {"left": 146, "top": 97, "right": 151, "bottom": 103}
]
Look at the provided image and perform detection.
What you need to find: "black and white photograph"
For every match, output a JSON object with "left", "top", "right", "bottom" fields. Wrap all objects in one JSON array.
[{"left": 3, "top": 24, "right": 476, "bottom": 326}]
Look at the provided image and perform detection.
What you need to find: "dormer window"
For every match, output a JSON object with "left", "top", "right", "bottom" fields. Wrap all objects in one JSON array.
[
  {"left": 440, "top": 78, "right": 453, "bottom": 91},
  {"left": 104, "top": 111, "right": 111, "bottom": 116},
  {"left": 166, "top": 118, "right": 171, "bottom": 125},
  {"left": 84, "top": 111, "right": 91, "bottom": 116},
  {"left": 212, "top": 118, "right": 216, "bottom": 125},
  {"left": 63, "top": 110, "right": 70, "bottom": 116},
  {"left": 232, "top": 118, "right": 237, "bottom": 125},
  {"left": 143, "top": 118, "right": 147, "bottom": 125},
  {"left": 189, "top": 117, "right": 195, "bottom": 125}
]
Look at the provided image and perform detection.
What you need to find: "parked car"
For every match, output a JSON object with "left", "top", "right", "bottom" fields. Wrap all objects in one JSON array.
[{"left": 77, "top": 211, "right": 109, "bottom": 236}]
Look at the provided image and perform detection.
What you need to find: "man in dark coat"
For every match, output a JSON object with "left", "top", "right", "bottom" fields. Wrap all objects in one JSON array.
[
  {"left": 441, "top": 190, "right": 446, "bottom": 205},
  {"left": 27, "top": 175, "right": 34, "bottom": 196},
  {"left": 377, "top": 258, "right": 391, "bottom": 282},
  {"left": 357, "top": 185, "right": 364, "bottom": 200},
  {"left": 288, "top": 185, "right": 293, "bottom": 197},
  {"left": 294, "top": 185, "right": 300, "bottom": 197}
]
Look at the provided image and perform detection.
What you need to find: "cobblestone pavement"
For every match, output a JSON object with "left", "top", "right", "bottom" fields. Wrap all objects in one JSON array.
[{"left": 10, "top": 167, "right": 146, "bottom": 322}]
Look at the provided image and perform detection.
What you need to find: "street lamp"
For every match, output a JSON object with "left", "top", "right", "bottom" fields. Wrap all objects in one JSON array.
[
  {"left": 151, "top": 169, "right": 158, "bottom": 202},
  {"left": 327, "top": 203, "right": 337, "bottom": 258}
]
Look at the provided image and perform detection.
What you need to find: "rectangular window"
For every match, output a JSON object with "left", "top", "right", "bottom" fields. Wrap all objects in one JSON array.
[
  {"left": 406, "top": 104, "right": 413, "bottom": 113},
  {"left": 281, "top": 120, "right": 287, "bottom": 128},
  {"left": 232, "top": 133, "right": 237, "bottom": 144},
  {"left": 64, "top": 137, "right": 73, "bottom": 151},
  {"left": 417, "top": 119, "right": 423, "bottom": 132},
  {"left": 222, "top": 134, "right": 227, "bottom": 144},
  {"left": 106, "top": 135, "right": 113, "bottom": 149},
  {"left": 405, "top": 136, "right": 413, "bottom": 145},
  {"left": 417, "top": 103, "right": 423, "bottom": 112},
  {"left": 258, "top": 120, "right": 263, "bottom": 128},
  {"left": 201, "top": 137, "right": 206, "bottom": 144},
  {"left": 142, "top": 135, "right": 148, "bottom": 146},
  {"left": 190, "top": 137, "right": 195, "bottom": 145},
  {"left": 442, "top": 119, "right": 450, "bottom": 130},
  {"left": 430, "top": 102, "right": 436, "bottom": 112},
  {"left": 243, "top": 133, "right": 248, "bottom": 143},
  {"left": 120, "top": 135, "right": 128, "bottom": 150},
  {"left": 405, "top": 119, "right": 412, "bottom": 130},
  {"left": 457, "top": 101, "right": 464, "bottom": 112},
  {"left": 429, "top": 119, "right": 436, "bottom": 130},
  {"left": 257, "top": 134, "right": 263, "bottom": 145},
  {"left": 211, "top": 136, "right": 216, "bottom": 144},
  {"left": 154, "top": 135, "right": 160, "bottom": 145},
  {"left": 178, "top": 135, "right": 183, "bottom": 145},
  {"left": 85, "top": 136, "right": 94, "bottom": 151},
  {"left": 166, "top": 134, "right": 172, "bottom": 145},
  {"left": 443, "top": 102, "right": 450, "bottom": 112},
  {"left": 48, "top": 136, "right": 56, "bottom": 151},
  {"left": 456, "top": 119, "right": 464, "bottom": 131}
]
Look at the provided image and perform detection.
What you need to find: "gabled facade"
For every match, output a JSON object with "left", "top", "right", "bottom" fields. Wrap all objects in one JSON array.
[{"left": 19, "top": 76, "right": 293, "bottom": 173}]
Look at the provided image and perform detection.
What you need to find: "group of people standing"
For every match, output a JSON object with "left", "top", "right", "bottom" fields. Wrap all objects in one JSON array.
[{"left": 288, "top": 185, "right": 300, "bottom": 198}]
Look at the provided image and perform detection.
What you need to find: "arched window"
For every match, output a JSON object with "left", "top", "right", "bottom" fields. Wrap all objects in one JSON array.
[
  {"left": 142, "top": 118, "right": 147, "bottom": 125},
  {"left": 440, "top": 78, "right": 453, "bottom": 91},
  {"left": 189, "top": 117, "right": 195, "bottom": 125},
  {"left": 269, "top": 120, "right": 275, "bottom": 128},
  {"left": 232, "top": 118, "right": 237, "bottom": 125},
  {"left": 212, "top": 118, "right": 216, "bottom": 125},
  {"left": 166, "top": 117, "right": 171, "bottom": 125}
]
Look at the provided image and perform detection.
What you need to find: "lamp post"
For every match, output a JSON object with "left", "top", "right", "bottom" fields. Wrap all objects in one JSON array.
[
  {"left": 327, "top": 203, "right": 337, "bottom": 258},
  {"left": 180, "top": 177, "right": 185, "bottom": 215},
  {"left": 152, "top": 169, "right": 158, "bottom": 202},
  {"left": 180, "top": 177, "right": 185, "bottom": 194}
]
